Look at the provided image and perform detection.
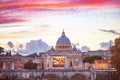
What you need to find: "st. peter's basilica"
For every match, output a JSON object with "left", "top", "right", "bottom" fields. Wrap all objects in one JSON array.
[{"left": 44, "top": 30, "right": 82, "bottom": 69}]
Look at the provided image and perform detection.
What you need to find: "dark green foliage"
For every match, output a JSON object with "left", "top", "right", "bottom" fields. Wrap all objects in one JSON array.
[
  {"left": 0, "top": 46, "right": 4, "bottom": 69},
  {"left": 82, "top": 56, "right": 102, "bottom": 64},
  {"left": 24, "top": 60, "right": 37, "bottom": 70},
  {"left": 0, "top": 58, "right": 3, "bottom": 69},
  {"left": 0, "top": 46, "right": 4, "bottom": 54},
  {"left": 6, "top": 51, "right": 11, "bottom": 56}
]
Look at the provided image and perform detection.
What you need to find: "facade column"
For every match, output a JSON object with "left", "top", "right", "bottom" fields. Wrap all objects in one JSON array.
[
  {"left": 11, "top": 62, "right": 14, "bottom": 70},
  {"left": 49, "top": 56, "right": 53, "bottom": 69},
  {"left": 65, "top": 56, "right": 68, "bottom": 69},
  {"left": 44, "top": 56, "right": 48, "bottom": 70},
  {"left": 2, "top": 62, "right": 6, "bottom": 70}
]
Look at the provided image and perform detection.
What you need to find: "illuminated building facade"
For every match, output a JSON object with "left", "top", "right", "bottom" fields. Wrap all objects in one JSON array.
[
  {"left": 44, "top": 30, "right": 82, "bottom": 69},
  {"left": 94, "top": 60, "right": 111, "bottom": 70}
]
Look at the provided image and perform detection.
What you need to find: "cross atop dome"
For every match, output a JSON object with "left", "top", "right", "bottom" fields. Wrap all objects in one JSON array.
[{"left": 62, "top": 29, "right": 65, "bottom": 36}]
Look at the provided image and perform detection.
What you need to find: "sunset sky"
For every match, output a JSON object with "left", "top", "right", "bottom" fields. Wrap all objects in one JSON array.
[{"left": 0, "top": 0, "right": 120, "bottom": 51}]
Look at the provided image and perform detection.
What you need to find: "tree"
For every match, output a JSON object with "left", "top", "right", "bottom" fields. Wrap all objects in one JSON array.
[
  {"left": 24, "top": 60, "right": 37, "bottom": 70},
  {"left": 0, "top": 58, "right": 3, "bottom": 69},
  {"left": 110, "top": 37, "right": 120, "bottom": 79},
  {"left": 83, "top": 56, "right": 102, "bottom": 64},
  {"left": 0, "top": 46, "right": 4, "bottom": 69},
  {"left": 0, "top": 46, "right": 4, "bottom": 54}
]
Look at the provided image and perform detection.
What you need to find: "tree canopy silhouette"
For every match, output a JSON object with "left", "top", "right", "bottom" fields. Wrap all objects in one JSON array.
[
  {"left": 0, "top": 46, "right": 4, "bottom": 69},
  {"left": 0, "top": 46, "right": 4, "bottom": 54},
  {"left": 24, "top": 60, "right": 37, "bottom": 70},
  {"left": 83, "top": 56, "right": 102, "bottom": 64},
  {"left": 110, "top": 37, "right": 120, "bottom": 79}
]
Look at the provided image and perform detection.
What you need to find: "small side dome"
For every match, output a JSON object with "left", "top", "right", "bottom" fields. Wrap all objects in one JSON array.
[
  {"left": 50, "top": 46, "right": 55, "bottom": 51},
  {"left": 72, "top": 45, "right": 77, "bottom": 51}
]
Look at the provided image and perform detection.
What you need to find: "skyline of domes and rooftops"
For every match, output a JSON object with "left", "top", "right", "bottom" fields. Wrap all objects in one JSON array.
[
  {"left": 50, "top": 30, "right": 112, "bottom": 53},
  {"left": 0, "top": 29, "right": 115, "bottom": 55}
]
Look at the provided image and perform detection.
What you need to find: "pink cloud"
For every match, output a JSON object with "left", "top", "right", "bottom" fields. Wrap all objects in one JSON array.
[
  {"left": 0, "top": 17, "right": 26, "bottom": 24},
  {"left": 0, "top": 0, "right": 119, "bottom": 24}
]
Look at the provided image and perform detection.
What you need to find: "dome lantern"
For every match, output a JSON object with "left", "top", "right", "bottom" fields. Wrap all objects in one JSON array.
[{"left": 62, "top": 30, "right": 65, "bottom": 36}]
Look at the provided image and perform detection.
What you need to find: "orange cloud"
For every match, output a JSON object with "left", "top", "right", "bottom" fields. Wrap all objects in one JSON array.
[{"left": 0, "top": 1, "right": 119, "bottom": 10}]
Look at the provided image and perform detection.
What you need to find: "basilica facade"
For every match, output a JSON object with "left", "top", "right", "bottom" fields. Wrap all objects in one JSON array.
[{"left": 44, "top": 30, "right": 83, "bottom": 70}]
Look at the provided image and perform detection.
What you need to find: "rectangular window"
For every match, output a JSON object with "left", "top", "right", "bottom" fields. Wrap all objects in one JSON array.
[{"left": 52, "top": 56, "right": 65, "bottom": 67}]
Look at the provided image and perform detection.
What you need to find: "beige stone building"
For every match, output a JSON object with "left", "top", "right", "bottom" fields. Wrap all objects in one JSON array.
[{"left": 13, "top": 53, "right": 24, "bottom": 70}]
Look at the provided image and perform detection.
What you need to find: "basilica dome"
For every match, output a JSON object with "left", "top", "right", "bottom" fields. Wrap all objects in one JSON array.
[
  {"left": 57, "top": 35, "right": 71, "bottom": 45},
  {"left": 56, "top": 30, "right": 72, "bottom": 51},
  {"left": 56, "top": 30, "right": 71, "bottom": 45}
]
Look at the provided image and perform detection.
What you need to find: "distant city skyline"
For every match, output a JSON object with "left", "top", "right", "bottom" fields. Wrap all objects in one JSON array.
[{"left": 0, "top": 0, "right": 120, "bottom": 51}]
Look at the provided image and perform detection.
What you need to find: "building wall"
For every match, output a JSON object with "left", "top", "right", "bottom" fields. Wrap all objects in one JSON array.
[
  {"left": 13, "top": 55, "right": 24, "bottom": 70},
  {"left": 0, "top": 56, "right": 13, "bottom": 70}
]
